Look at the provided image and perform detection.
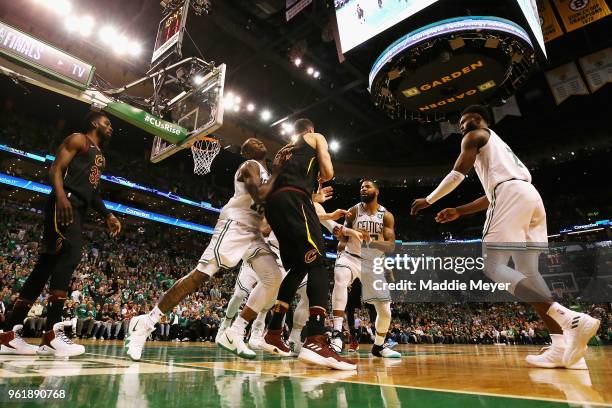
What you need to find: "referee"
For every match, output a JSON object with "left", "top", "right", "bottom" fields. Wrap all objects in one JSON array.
[
  {"left": 0, "top": 111, "right": 121, "bottom": 357},
  {"left": 261, "top": 118, "right": 356, "bottom": 371}
]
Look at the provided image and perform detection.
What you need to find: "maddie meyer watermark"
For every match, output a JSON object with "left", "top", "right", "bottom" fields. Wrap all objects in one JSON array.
[{"left": 359, "top": 241, "right": 611, "bottom": 303}]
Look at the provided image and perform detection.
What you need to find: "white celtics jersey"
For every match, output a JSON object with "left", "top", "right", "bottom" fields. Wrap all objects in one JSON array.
[
  {"left": 345, "top": 202, "right": 386, "bottom": 258},
  {"left": 219, "top": 160, "right": 270, "bottom": 229},
  {"left": 474, "top": 128, "right": 532, "bottom": 201}
]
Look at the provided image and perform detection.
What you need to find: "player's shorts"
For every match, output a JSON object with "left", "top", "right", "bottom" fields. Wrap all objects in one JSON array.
[
  {"left": 335, "top": 251, "right": 391, "bottom": 304},
  {"left": 264, "top": 188, "right": 325, "bottom": 268},
  {"left": 197, "top": 218, "right": 266, "bottom": 270},
  {"left": 483, "top": 180, "right": 548, "bottom": 249},
  {"left": 42, "top": 192, "right": 86, "bottom": 255}
]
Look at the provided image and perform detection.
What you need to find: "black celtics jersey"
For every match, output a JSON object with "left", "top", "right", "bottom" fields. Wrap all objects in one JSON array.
[
  {"left": 273, "top": 137, "right": 319, "bottom": 195},
  {"left": 61, "top": 136, "right": 105, "bottom": 205}
]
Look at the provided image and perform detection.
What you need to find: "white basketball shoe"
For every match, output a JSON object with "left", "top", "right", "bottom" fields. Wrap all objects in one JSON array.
[
  {"left": 125, "top": 315, "right": 156, "bottom": 361},
  {"left": 0, "top": 325, "right": 38, "bottom": 355},
  {"left": 38, "top": 322, "right": 85, "bottom": 357}
]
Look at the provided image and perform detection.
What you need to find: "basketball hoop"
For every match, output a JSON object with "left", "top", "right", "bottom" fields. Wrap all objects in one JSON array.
[{"left": 191, "top": 137, "right": 220, "bottom": 175}]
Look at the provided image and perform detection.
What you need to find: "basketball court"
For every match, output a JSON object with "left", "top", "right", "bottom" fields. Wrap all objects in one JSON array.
[
  {"left": 2, "top": 340, "right": 611, "bottom": 407},
  {"left": 1, "top": 0, "right": 611, "bottom": 407}
]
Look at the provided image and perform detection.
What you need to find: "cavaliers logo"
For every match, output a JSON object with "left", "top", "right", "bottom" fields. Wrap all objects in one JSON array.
[
  {"left": 304, "top": 249, "right": 318, "bottom": 264},
  {"left": 95, "top": 154, "right": 105, "bottom": 167}
]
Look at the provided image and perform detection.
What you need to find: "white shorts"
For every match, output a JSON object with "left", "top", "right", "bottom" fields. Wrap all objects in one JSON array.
[
  {"left": 483, "top": 181, "right": 548, "bottom": 249},
  {"left": 335, "top": 252, "right": 391, "bottom": 303},
  {"left": 235, "top": 261, "right": 259, "bottom": 296},
  {"left": 198, "top": 218, "right": 266, "bottom": 270}
]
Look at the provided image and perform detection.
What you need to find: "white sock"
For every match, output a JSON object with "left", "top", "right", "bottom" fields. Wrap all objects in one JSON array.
[
  {"left": 547, "top": 302, "right": 580, "bottom": 329},
  {"left": 148, "top": 306, "right": 163, "bottom": 324},
  {"left": 333, "top": 316, "right": 344, "bottom": 332},
  {"left": 252, "top": 311, "right": 267, "bottom": 330},
  {"left": 375, "top": 333, "right": 385, "bottom": 346},
  {"left": 232, "top": 316, "right": 250, "bottom": 335},
  {"left": 289, "top": 327, "right": 302, "bottom": 343}
]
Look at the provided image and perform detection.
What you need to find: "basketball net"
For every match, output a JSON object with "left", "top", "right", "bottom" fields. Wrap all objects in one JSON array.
[{"left": 191, "top": 138, "right": 220, "bottom": 175}]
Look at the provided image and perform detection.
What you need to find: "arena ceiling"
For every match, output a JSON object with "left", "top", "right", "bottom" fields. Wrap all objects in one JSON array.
[{"left": 1, "top": 0, "right": 611, "bottom": 168}]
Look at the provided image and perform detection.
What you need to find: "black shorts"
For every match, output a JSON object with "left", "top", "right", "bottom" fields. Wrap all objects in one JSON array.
[
  {"left": 42, "top": 193, "right": 86, "bottom": 255},
  {"left": 265, "top": 188, "right": 325, "bottom": 269}
]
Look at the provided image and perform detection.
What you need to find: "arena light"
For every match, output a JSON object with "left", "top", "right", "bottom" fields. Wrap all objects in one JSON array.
[
  {"left": 64, "top": 15, "right": 80, "bottom": 32},
  {"left": 52, "top": 0, "right": 72, "bottom": 16},
  {"left": 246, "top": 103, "right": 255, "bottom": 112},
  {"left": 280, "top": 129, "right": 286, "bottom": 135},
  {"left": 99, "top": 26, "right": 118, "bottom": 45},
  {"left": 313, "top": 71, "right": 320, "bottom": 78},
  {"left": 307, "top": 67, "right": 314, "bottom": 75},
  {"left": 294, "top": 58, "right": 302, "bottom": 67},
  {"left": 233, "top": 104, "right": 240, "bottom": 112},
  {"left": 79, "top": 16, "right": 94, "bottom": 37},
  {"left": 260, "top": 109, "right": 272, "bottom": 121},
  {"left": 129, "top": 42, "right": 142, "bottom": 57},
  {"left": 329, "top": 139, "right": 340, "bottom": 152},
  {"left": 193, "top": 75, "right": 204, "bottom": 85},
  {"left": 234, "top": 95, "right": 242, "bottom": 103},
  {"left": 114, "top": 36, "right": 129, "bottom": 55}
]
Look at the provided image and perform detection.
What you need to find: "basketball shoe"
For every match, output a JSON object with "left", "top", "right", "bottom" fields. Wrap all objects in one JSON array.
[
  {"left": 348, "top": 333, "right": 359, "bottom": 353},
  {"left": 371, "top": 343, "right": 401, "bottom": 359},
  {"left": 38, "top": 322, "right": 85, "bottom": 357},
  {"left": 0, "top": 325, "right": 38, "bottom": 355},
  {"left": 298, "top": 334, "right": 357, "bottom": 370},
  {"left": 247, "top": 324, "right": 265, "bottom": 351},
  {"left": 562, "top": 314, "right": 600, "bottom": 367},
  {"left": 217, "top": 326, "right": 256, "bottom": 360},
  {"left": 526, "top": 334, "right": 587, "bottom": 369},
  {"left": 262, "top": 330, "right": 292, "bottom": 357},
  {"left": 125, "top": 314, "right": 156, "bottom": 361},
  {"left": 330, "top": 330, "right": 343, "bottom": 353}
]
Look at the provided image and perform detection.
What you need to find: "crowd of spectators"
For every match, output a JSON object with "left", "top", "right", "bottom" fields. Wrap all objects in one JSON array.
[{"left": 1, "top": 203, "right": 610, "bottom": 346}]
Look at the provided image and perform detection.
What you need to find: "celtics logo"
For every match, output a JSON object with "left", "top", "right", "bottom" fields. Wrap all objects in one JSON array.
[{"left": 569, "top": 0, "right": 588, "bottom": 11}]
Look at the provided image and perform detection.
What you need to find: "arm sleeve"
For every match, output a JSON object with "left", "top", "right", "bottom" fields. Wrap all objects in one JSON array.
[
  {"left": 91, "top": 191, "right": 111, "bottom": 218},
  {"left": 425, "top": 170, "right": 466, "bottom": 204}
]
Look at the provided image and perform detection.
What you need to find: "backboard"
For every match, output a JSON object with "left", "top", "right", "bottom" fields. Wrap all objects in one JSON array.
[{"left": 150, "top": 63, "right": 226, "bottom": 163}]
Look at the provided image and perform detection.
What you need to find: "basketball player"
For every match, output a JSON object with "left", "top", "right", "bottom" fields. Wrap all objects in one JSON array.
[
  {"left": 411, "top": 104, "right": 600, "bottom": 369},
  {"left": 331, "top": 180, "right": 400, "bottom": 358},
  {"left": 0, "top": 111, "right": 121, "bottom": 357},
  {"left": 219, "top": 191, "right": 364, "bottom": 356},
  {"left": 260, "top": 118, "right": 357, "bottom": 370},
  {"left": 126, "top": 138, "right": 283, "bottom": 361}
]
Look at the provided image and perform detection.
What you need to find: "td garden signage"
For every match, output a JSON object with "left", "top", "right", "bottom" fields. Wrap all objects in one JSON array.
[
  {"left": 104, "top": 102, "right": 188, "bottom": 144},
  {"left": 369, "top": 17, "right": 537, "bottom": 120},
  {"left": 396, "top": 56, "right": 503, "bottom": 113}
]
